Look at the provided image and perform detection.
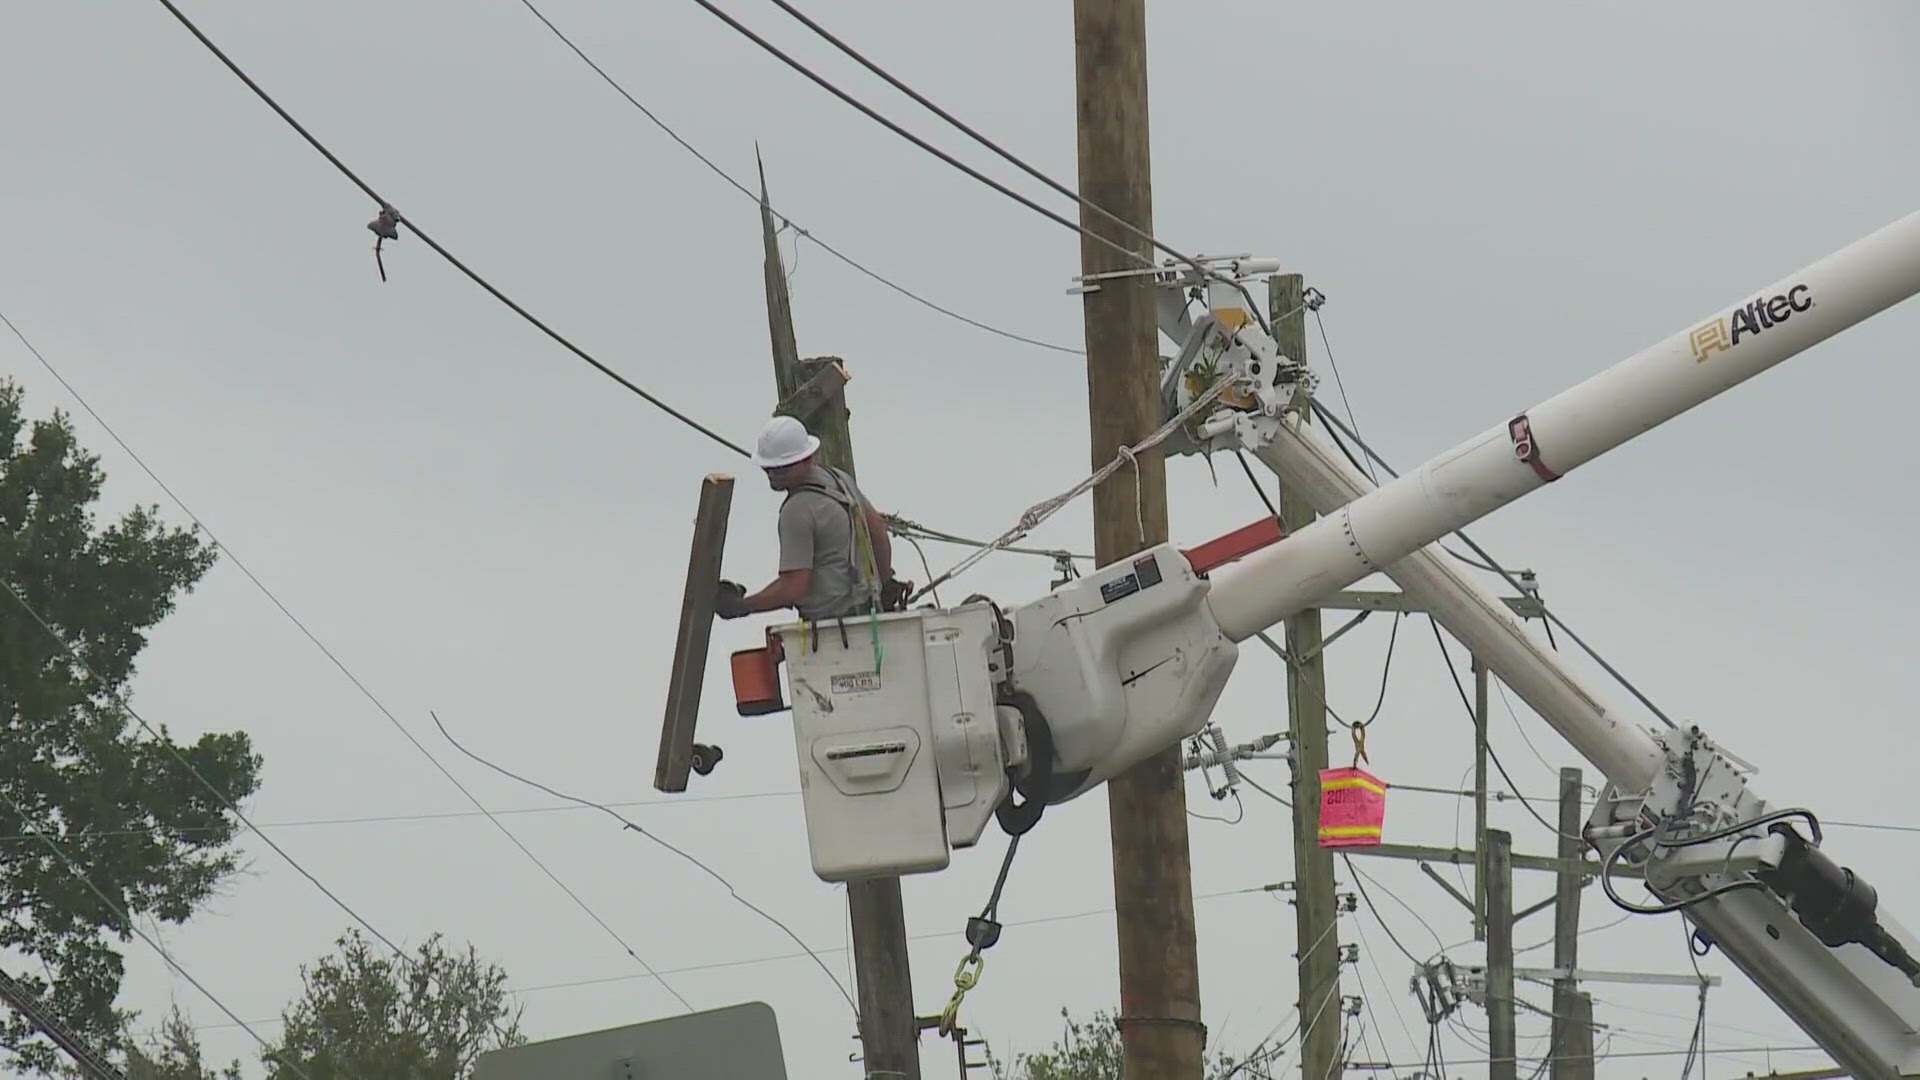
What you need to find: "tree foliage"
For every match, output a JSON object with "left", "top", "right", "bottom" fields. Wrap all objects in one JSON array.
[
  {"left": 122, "top": 1007, "right": 243, "bottom": 1080},
  {"left": 0, "top": 379, "right": 261, "bottom": 1073},
  {"left": 991, "top": 1009, "right": 1256, "bottom": 1080},
  {"left": 259, "top": 929, "right": 525, "bottom": 1080}
]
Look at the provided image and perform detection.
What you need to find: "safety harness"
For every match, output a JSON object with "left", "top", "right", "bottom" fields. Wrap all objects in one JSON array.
[{"left": 784, "top": 465, "right": 886, "bottom": 665}]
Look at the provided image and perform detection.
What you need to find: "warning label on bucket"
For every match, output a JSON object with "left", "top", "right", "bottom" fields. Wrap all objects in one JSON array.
[{"left": 830, "top": 671, "right": 883, "bottom": 694}]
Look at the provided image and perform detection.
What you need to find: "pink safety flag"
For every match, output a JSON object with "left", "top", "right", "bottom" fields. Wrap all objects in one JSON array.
[{"left": 1317, "top": 767, "right": 1387, "bottom": 848}]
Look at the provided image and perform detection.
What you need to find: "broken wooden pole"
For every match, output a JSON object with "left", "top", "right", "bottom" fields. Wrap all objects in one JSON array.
[{"left": 654, "top": 472, "right": 735, "bottom": 793}]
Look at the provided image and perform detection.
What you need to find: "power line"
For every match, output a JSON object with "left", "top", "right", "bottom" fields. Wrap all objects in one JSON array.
[
  {"left": 1427, "top": 616, "right": 1586, "bottom": 845},
  {"left": 750, "top": 0, "right": 1285, "bottom": 333},
  {"left": 1346, "top": 919, "right": 1420, "bottom": 1070},
  {"left": 0, "top": 786, "right": 312, "bottom": 1080},
  {"left": 146, "top": 0, "right": 748, "bottom": 459},
  {"left": 0, "top": 790, "right": 802, "bottom": 843},
  {"left": 428, "top": 712, "right": 856, "bottom": 1016},
  {"left": 1493, "top": 679, "right": 1564, "bottom": 780},
  {"left": 1, "top": 580, "right": 410, "bottom": 963},
  {"left": 1360, "top": 612, "right": 1403, "bottom": 731},
  {"left": 675, "top": 0, "right": 1148, "bottom": 272},
  {"left": 419, "top": 715, "right": 693, "bottom": 1013},
  {"left": 167, "top": 879, "right": 1279, "bottom": 1036},
  {"left": 757, "top": 0, "right": 1161, "bottom": 270},
  {"left": 1240, "top": 770, "right": 1292, "bottom": 809},
  {"left": 1345, "top": 1044, "right": 1823, "bottom": 1070},
  {"left": 507, "top": 0, "right": 1080, "bottom": 356},
  {"left": 1311, "top": 309, "right": 1376, "bottom": 484},
  {"left": 1344, "top": 857, "right": 1447, "bottom": 965},
  {"left": 3, "top": 311, "right": 693, "bottom": 1007}
]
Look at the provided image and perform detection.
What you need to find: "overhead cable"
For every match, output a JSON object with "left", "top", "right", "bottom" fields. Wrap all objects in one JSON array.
[
  {"left": 157, "top": 878, "right": 1304, "bottom": 1040},
  {"left": 147, "top": 0, "right": 748, "bottom": 458},
  {"left": 508, "top": 0, "right": 1080, "bottom": 355},
  {"left": 1348, "top": 1043, "right": 1821, "bottom": 1069},
  {"left": 4, "top": 309, "right": 689, "bottom": 1006},
  {"left": 0, "top": 786, "right": 312, "bottom": 1080},
  {"left": 674, "top": 0, "right": 1147, "bottom": 272},
  {"left": 419, "top": 718, "right": 694, "bottom": 1012},
  {"left": 2, "top": 581, "right": 411, "bottom": 965},
  {"left": 750, "top": 0, "right": 1282, "bottom": 329},
  {"left": 1427, "top": 617, "right": 1587, "bottom": 845},
  {"left": 0, "top": 790, "right": 795, "bottom": 843},
  {"left": 1345, "top": 857, "right": 1448, "bottom": 964},
  {"left": 429, "top": 712, "right": 858, "bottom": 1016},
  {"left": 1311, "top": 309, "right": 1376, "bottom": 483}
]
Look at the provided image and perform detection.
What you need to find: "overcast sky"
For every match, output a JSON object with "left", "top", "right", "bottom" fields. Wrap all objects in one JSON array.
[{"left": 5, "top": 1, "right": 1919, "bottom": 1076}]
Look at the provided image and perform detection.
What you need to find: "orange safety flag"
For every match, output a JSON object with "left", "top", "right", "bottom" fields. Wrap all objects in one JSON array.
[{"left": 1317, "top": 767, "right": 1388, "bottom": 848}]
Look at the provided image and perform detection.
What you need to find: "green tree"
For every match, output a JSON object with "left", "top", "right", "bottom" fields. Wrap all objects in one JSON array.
[
  {"left": 121, "top": 1007, "right": 243, "bottom": 1080},
  {"left": 0, "top": 379, "right": 261, "bottom": 1074},
  {"left": 991, "top": 1009, "right": 1258, "bottom": 1080},
  {"left": 260, "top": 929, "right": 525, "bottom": 1080}
]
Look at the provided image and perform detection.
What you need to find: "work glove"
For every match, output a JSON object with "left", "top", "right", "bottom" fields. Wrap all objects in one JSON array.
[
  {"left": 714, "top": 579, "right": 750, "bottom": 620},
  {"left": 881, "top": 577, "right": 913, "bottom": 612}
]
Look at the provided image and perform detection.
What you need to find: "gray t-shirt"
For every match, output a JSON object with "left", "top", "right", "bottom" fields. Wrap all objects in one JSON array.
[{"left": 777, "top": 465, "right": 873, "bottom": 620}]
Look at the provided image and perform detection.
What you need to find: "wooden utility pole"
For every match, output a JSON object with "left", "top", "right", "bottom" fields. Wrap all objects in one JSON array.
[
  {"left": 1272, "top": 274, "right": 1344, "bottom": 1080},
  {"left": 1473, "top": 659, "right": 1490, "bottom": 941},
  {"left": 1073, "top": 3, "right": 1202, "bottom": 1076},
  {"left": 1486, "top": 828, "right": 1518, "bottom": 1080},
  {"left": 1550, "top": 767, "right": 1591, "bottom": 1080},
  {"left": 1562, "top": 993, "right": 1595, "bottom": 1080},
  {"left": 759, "top": 167, "right": 918, "bottom": 1080}
]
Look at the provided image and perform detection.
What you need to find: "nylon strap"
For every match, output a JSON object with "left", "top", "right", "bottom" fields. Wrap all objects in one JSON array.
[{"left": 1508, "top": 414, "right": 1561, "bottom": 482}]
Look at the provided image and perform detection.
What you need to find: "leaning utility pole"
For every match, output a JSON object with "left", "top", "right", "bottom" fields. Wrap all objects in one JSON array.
[
  {"left": 1486, "top": 828, "right": 1518, "bottom": 1080},
  {"left": 1272, "top": 273, "right": 1344, "bottom": 1080},
  {"left": 1073, "top": 3, "right": 1202, "bottom": 1076},
  {"left": 1550, "top": 767, "right": 1593, "bottom": 1080},
  {"left": 758, "top": 164, "right": 918, "bottom": 1080}
]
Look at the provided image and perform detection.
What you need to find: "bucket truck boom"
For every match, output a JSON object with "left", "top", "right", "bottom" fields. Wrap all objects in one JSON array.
[{"left": 760, "top": 209, "right": 1920, "bottom": 1077}]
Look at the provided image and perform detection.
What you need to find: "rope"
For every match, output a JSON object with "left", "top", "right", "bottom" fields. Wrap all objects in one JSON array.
[
  {"left": 910, "top": 369, "right": 1248, "bottom": 601},
  {"left": 884, "top": 516, "right": 1087, "bottom": 562}
]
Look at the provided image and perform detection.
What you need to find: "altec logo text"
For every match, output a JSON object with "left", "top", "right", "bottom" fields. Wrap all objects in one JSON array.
[{"left": 1690, "top": 284, "right": 1814, "bottom": 362}]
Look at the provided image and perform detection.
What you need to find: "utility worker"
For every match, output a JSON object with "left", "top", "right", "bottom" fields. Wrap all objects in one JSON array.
[{"left": 715, "top": 415, "right": 909, "bottom": 621}]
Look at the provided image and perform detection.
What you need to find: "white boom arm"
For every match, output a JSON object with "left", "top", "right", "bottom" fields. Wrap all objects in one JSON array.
[
  {"left": 1170, "top": 210, "right": 1920, "bottom": 1078},
  {"left": 769, "top": 209, "right": 1920, "bottom": 1077},
  {"left": 1206, "top": 209, "right": 1920, "bottom": 642}
]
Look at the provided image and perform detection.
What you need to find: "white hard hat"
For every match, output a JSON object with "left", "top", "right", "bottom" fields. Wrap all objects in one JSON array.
[{"left": 751, "top": 415, "right": 821, "bottom": 469}]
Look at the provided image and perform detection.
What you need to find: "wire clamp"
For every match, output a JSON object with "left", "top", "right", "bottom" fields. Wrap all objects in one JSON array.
[
  {"left": 1303, "top": 285, "right": 1328, "bottom": 311},
  {"left": 367, "top": 205, "right": 401, "bottom": 282}
]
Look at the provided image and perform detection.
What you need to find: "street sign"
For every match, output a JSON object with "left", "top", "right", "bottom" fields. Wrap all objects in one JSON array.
[{"left": 473, "top": 1001, "right": 785, "bottom": 1080}]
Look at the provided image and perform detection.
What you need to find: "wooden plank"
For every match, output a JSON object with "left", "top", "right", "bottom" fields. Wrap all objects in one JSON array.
[{"left": 654, "top": 473, "right": 735, "bottom": 793}]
